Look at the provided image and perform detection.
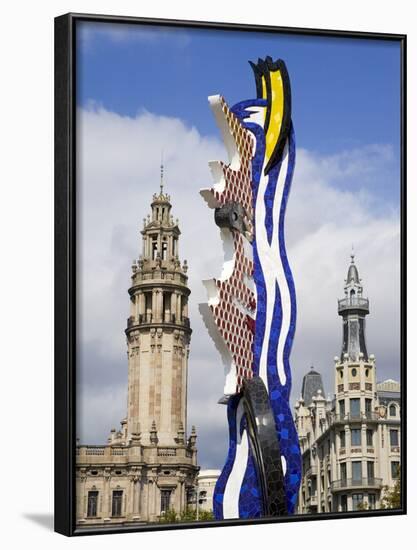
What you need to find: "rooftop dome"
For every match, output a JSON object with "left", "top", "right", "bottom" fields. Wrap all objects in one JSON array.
[{"left": 347, "top": 253, "right": 360, "bottom": 284}]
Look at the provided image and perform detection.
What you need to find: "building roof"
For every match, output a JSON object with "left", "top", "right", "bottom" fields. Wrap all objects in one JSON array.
[
  {"left": 347, "top": 253, "right": 360, "bottom": 284},
  {"left": 198, "top": 469, "right": 221, "bottom": 480},
  {"left": 301, "top": 367, "right": 325, "bottom": 407},
  {"left": 377, "top": 379, "right": 400, "bottom": 393}
]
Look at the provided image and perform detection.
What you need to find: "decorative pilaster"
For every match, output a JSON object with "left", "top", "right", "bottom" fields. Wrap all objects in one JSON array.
[{"left": 103, "top": 467, "right": 111, "bottom": 521}]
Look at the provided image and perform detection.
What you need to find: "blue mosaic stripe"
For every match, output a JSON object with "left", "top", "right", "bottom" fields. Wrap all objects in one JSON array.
[
  {"left": 213, "top": 394, "right": 240, "bottom": 520},
  {"left": 238, "top": 430, "right": 262, "bottom": 518},
  {"left": 265, "top": 126, "right": 301, "bottom": 513},
  {"left": 213, "top": 100, "right": 301, "bottom": 519}
]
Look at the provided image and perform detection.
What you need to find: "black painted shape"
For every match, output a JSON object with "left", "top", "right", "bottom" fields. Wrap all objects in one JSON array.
[
  {"left": 214, "top": 201, "right": 249, "bottom": 235},
  {"left": 242, "top": 377, "right": 287, "bottom": 517}
]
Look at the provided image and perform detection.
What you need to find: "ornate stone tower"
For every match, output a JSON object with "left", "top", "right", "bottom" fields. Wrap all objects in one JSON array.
[
  {"left": 338, "top": 252, "right": 369, "bottom": 362},
  {"left": 295, "top": 254, "right": 400, "bottom": 514},
  {"left": 76, "top": 172, "right": 199, "bottom": 527},
  {"left": 126, "top": 173, "right": 192, "bottom": 446},
  {"left": 335, "top": 253, "right": 376, "bottom": 417}
]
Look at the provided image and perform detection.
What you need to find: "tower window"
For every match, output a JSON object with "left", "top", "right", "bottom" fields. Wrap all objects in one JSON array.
[
  {"left": 162, "top": 241, "right": 167, "bottom": 260},
  {"left": 152, "top": 237, "right": 158, "bottom": 260},
  {"left": 366, "top": 429, "right": 373, "bottom": 446},
  {"left": 111, "top": 490, "right": 123, "bottom": 517},
  {"left": 87, "top": 491, "right": 98, "bottom": 517},
  {"left": 350, "top": 398, "right": 360, "bottom": 419},
  {"left": 351, "top": 368, "right": 357, "bottom": 377},
  {"left": 340, "top": 430, "right": 346, "bottom": 448},
  {"left": 163, "top": 292, "right": 171, "bottom": 322},
  {"left": 389, "top": 404, "right": 397, "bottom": 417},
  {"left": 160, "top": 489, "right": 172, "bottom": 514}
]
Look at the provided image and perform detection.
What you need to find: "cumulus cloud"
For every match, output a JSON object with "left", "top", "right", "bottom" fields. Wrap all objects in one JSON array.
[{"left": 76, "top": 105, "right": 400, "bottom": 469}]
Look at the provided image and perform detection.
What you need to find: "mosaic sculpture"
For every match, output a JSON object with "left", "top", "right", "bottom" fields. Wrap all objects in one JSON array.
[{"left": 199, "top": 57, "right": 301, "bottom": 519}]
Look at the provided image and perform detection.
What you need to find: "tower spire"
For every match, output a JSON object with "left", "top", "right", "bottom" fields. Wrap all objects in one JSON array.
[
  {"left": 160, "top": 151, "right": 164, "bottom": 195},
  {"left": 338, "top": 252, "right": 369, "bottom": 361}
]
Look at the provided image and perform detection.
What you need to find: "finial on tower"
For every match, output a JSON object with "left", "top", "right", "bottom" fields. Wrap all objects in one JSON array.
[
  {"left": 351, "top": 244, "right": 355, "bottom": 263},
  {"left": 160, "top": 151, "right": 164, "bottom": 195}
]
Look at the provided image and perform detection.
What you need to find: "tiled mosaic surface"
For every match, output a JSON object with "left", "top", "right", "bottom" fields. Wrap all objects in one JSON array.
[
  {"left": 205, "top": 96, "right": 256, "bottom": 392},
  {"left": 205, "top": 58, "right": 301, "bottom": 519}
]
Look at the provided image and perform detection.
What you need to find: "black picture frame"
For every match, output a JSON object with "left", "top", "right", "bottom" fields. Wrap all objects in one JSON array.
[{"left": 54, "top": 12, "right": 407, "bottom": 537}]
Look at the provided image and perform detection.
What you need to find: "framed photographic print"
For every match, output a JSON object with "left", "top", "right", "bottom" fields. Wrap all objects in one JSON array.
[{"left": 54, "top": 12, "right": 406, "bottom": 536}]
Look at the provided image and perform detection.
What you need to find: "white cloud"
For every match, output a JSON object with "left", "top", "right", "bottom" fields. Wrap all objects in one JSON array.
[{"left": 76, "top": 105, "right": 400, "bottom": 467}]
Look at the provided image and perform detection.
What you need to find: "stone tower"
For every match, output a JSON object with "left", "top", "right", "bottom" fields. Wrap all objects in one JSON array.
[
  {"left": 338, "top": 252, "right": 369, "bottom": 362},
  {"left": 295, "top": 254, "right": 401, "bottom": 514},
  {"left": 76, "top": 172, "right": 199, "bottom": 527},
  {"left": 335, "top": 253, "right": 376, "bottom": 420},
  {"left": 126, "top": 174, "right": 192, "bottom": 446}
]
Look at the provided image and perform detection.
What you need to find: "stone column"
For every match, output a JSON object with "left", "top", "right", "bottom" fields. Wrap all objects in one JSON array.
[
  {"left": 129, "top": 471, "right": 141, "bottom": 520},
  {"left": 103, "top": 468, "right": 111, "bottom": 520},
  {"left": 133, "top": 476, "right": 141, "bottom": 518},
  {"left": 135, "top": 293, "right": 140, "bottom": 319},
  {"left": 152, "top": 290, "right": 157, "bottom": 322},
  {"left": 158, "top": 289, "right": 163, "bottom": 322},
  {"left": 78, "top": 469, "right": 87, "bottom": 519},
  {"left": 178, "top": 473, "right": 186, "bottom": 513},
  {"left": 176, "top": 292, "right": 182, "bottom": 322},
  {"left": 148, "top": 470, "right": 158, "bottom": 521},
  {"left": 361, "top": 423, "right": 367, "bottom": 455},
  {"left": 138, "top": 292, "right": 145, "bottom": 316},
  {"left": 171, "top": 292, "right": 177, "bottom": 323}
]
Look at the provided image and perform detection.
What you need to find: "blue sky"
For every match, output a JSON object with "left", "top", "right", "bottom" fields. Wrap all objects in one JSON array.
[
  {"left": 75, "top": 21, "right": 401, "bottom": 468},
  {"left": 77, "top": 21, "right": 401, "bottom": 202}
]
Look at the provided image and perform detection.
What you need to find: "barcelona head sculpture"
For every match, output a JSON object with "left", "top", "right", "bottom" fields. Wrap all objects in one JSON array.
[{"left": 199, "top": 57, "right": 301, "bottom": 519}]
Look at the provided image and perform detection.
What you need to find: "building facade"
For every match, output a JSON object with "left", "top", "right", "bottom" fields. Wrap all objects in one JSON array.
[
  {"left": 76, "top": 181, "right": 199, "bottom": 527},
  {"left": 294, "top": 255, "right": 401, "bottom": 514},
  {"left": 197, "top": 470, "right": 220, "bottom": 513}
]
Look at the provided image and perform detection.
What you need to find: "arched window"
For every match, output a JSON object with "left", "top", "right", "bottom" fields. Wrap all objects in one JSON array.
[{"left": 389, "top": 404, "right": 397, "bottom": 417}]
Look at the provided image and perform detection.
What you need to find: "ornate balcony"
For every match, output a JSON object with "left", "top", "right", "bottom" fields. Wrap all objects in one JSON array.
[
  {"left": 331, "top": 477, "right": 382, "bottom": 492},
  {"left": 338, "top": 297, "right": 369, "bottom": 313},
  {"left": 330, "top": 412, "right": 379, "bottom": 425},
  {"left": 305, "top": 465, "right": 317, "bottom": 477},
  {"left": 127, "top": 314, "right": 190, "bottom": 329}
]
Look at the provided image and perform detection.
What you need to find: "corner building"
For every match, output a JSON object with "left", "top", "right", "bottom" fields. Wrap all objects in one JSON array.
[
  {"left": 294, "top": 255, "right": 401, "bottom": 513},
  {"left": 76, "top": 183, "right": 199, "bottom": 527}
]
